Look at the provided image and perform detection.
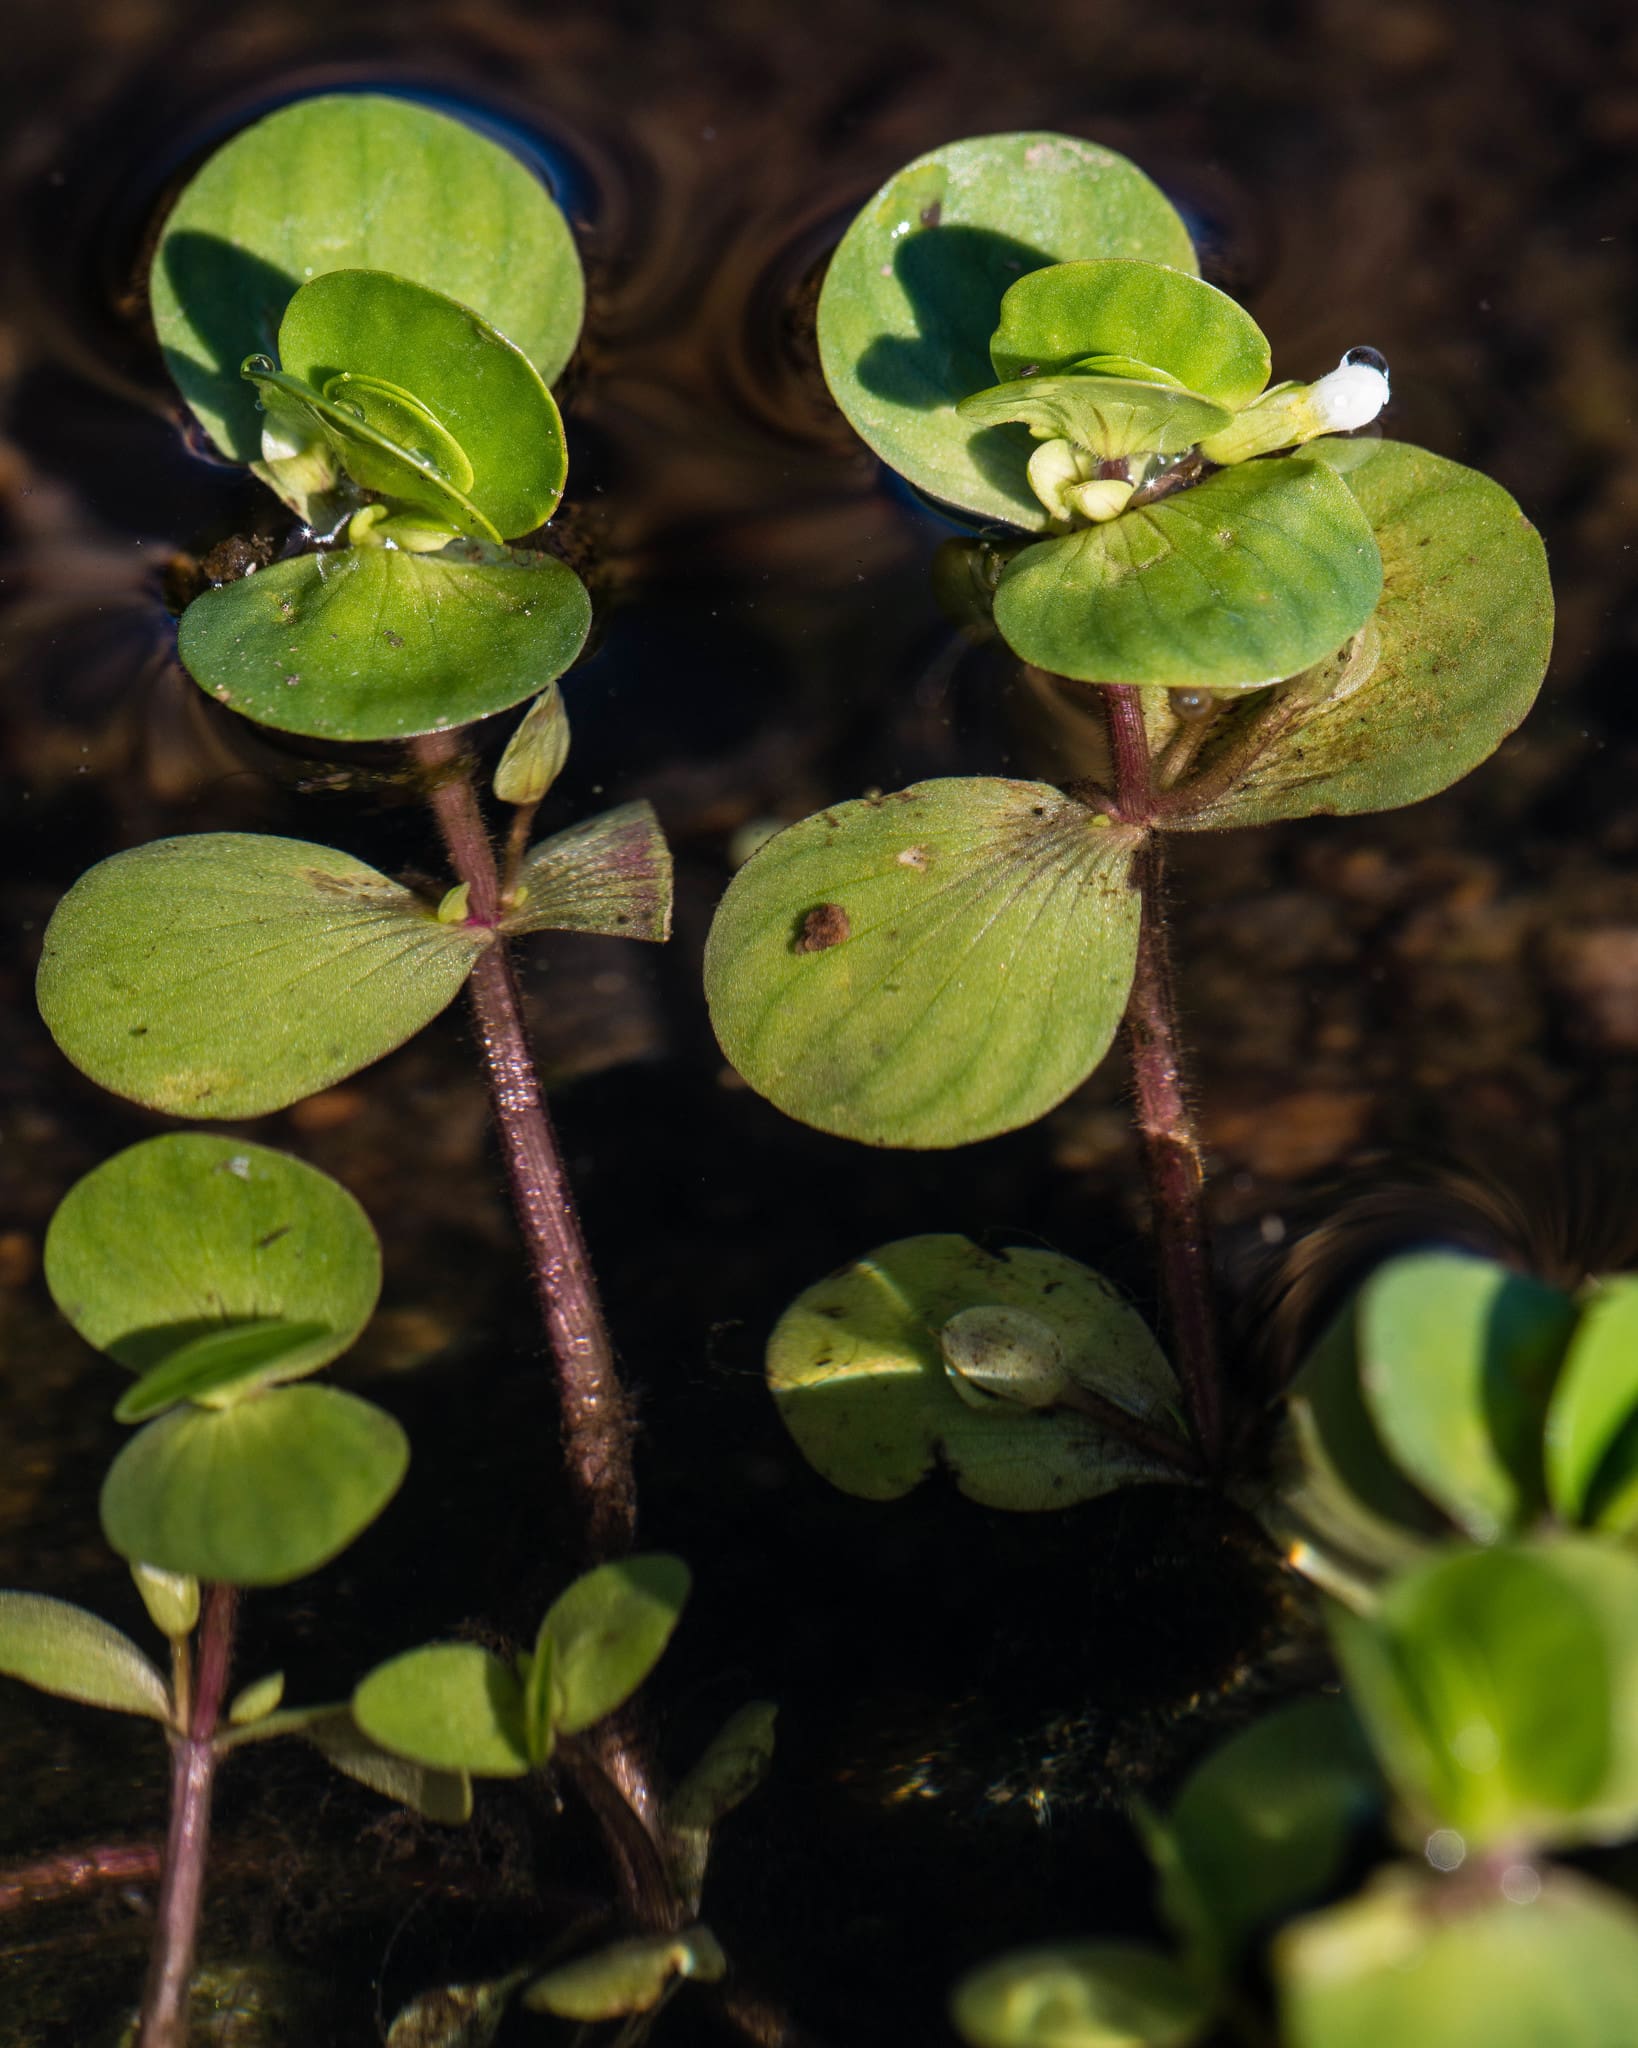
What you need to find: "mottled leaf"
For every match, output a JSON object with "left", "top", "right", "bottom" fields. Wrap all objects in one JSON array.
[
  {"left": 952, "top": 1941, "right": 1213, "bottom": 2048},
  {"left": 500, "top": 802, "right": 673, "bottom": 942},
  {"left": 37, "top": 834, "right": 489, "bottom": 1118},
  {"left": 0, "top": 1593, "right": 171, "bottom": 1722},
  {"left": 704, "top": 779, "right": 1142, "bottom": 1148}
]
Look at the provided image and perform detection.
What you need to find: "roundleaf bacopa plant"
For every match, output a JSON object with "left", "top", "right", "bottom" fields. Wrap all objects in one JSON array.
[{"left": 711, "top": 130, "right": 1552, "bottom": 1482}]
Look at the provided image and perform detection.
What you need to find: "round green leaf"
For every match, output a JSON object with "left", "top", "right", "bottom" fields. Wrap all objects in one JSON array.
[
  {"left": 991, "top": 456, "right": 1383, "bottom": 690},
  {"left": 1277, "top": 1868, "right": 1638, "bottom": 2048},
  {"left": 989, "top": 259, "right": 1270, "bottom": 404},
  {"left": 0, "top": 1593, "right": 171, "bottom": 1722},
  {"left": 767, "top": 1234, "right": 1186, "bottom": 1510},
  {"left": 352, "top": 1643, "right": 530, "bottom": 1778},
  {"left": 151, "top": 93, "right": 583, "bottom": 464},
  {"left": 37, "top": 834, "right": 490, "bottom": 1118},
  {"left": 1546, "top": 1279, "right": 1638, "bottom": 1527},
  {"left": 45, "top": 1134, "right": 380, "bottom": 1411},
  {"left": 100, "top": 1384, "right": 408, "bottom": 1587},
  {"left": 817, "top": 132, "right": 1198, "bottom": 529},
  {"left": 1146, "top": 1698, "right": 1380, "bottom": 1971},
  {"left": 704, "top": 779, "right": 1142, "bottom": 1148},
  {"left": 177, "top": 542, "right": 591, "bottom": 744},
  {"left": 952, "top": 1940, "right": 1213, "bottom": 2048},
  {"left": 302, "top": 1708, "right": 474, "bottom": 1824},
  {"left": 1172, "top": 441, "right": 1554, "bottom": 828},
  {"left": 1358, "top": 1253, "right": 1577, "bottom": 1544},
  {"left": 540, "top": 1554, "right": 691, "bottom": 1736},
  {"left": 957, "top": 372, "right": 1231, "bottom": 463},
  {"left": 275, "top": 269, "right": 567, "bottom": 538},
  {"left": 1331, "top": 1538, "right": 1638, "bottom": 1850}
]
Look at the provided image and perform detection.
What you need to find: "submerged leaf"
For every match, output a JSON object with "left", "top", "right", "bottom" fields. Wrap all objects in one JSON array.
[
  {"left": 666, "top": 1700, "right": 779, "bottom": 1910},
  {"left": 0, "top": 1593, "right": 171, "bottom": 1722},
  {"left": 101, "top": 1385, "right": 408, "bottom": 1587},
  {"left": 992, "top": 456, "right": 1382, "bottom": 689},
  {"left": 767, "top": 1234, "right": 1187, "bottom": 1509},
  {"left": 37, "top": 834, "right": 489, "bottom": 1118},
  {"left": 523, "top": 1928, "right": 726, "bottom": 2021},
  {"left": 541, "top": 1554, "right": 691, "bottom": 1735},
  {"left": 817, "top": 132, "right": 1197, "bottom": 528},
  {"left": 500, "top": 802, "right": 673, "bottom": 942},
  {"left": 952, "top": 1940, "right": 1213, "bottom": 2048},
  {"left": 705, "top": 779, "right": 1142, "bottom": 1148},
  {"left": 386, "top": 1974, "right": 527, "bottom": 2048},
  {"left": 151, "top": 93, "right": 583, "bottom": 464},
  {"left": 178, "top": 541, "right": 591, "bottom": 744}
]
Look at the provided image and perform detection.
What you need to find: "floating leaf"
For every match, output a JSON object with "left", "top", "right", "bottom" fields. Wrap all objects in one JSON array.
[
  {"left": 494, "top": 681, "right": 571, "bottom": 805},
  {"left": 151, "top": 93, "right": 583, "bottom": 465},
  {"left": 705, "top": 779, "right": 1142, "bottom": 1148},
  {"left": 1357, "top": 1253, "right": 1576, "bottom": 1544},
  {"left": 500, "top": 802, "right": 673, "bottom": 942},
  {"left": 177, "top": 541, "right": 591, "bottom": 744},
  {"left": 1277, "top": 1867, "right": 1638, "bottom": 2048},
  {"left": 991, "top": 456, "right": 1382, "bottom": 689},
  {"left": 130, "top": 1564, "right": 199, "bottom": 1642},
  {"left": 523, "top": 1928, "right": 726, "bottom": 2021},
  {"left": 1546, "top": 1278, "right": 1638, "bottom": 1528},
  {"left": 988, "top": 259, "right": 1270, "bottom": 404},
  {"left": 1170, "top": 441, "right": 1553, "bottom": 828},
  {"left": 228, "top": 1671, "right": 286, "bottom": 1725},
  {"left": 767, "top": 1235, "right": 1186, "bottom": 1510},
  {"left": 541, "top": 1554, "right": 691, "bottom": 1736},
  {"left": 273, "top": 268, "right": 567, "bottom": 538},
  {"left": 45, "top": 1134, "right": 380, "bottom": 1407},
  {"left": 352, "top": 1644, "right": 530, "bottom": 1778},
  {"left": 302, "top": 1708, "right": 473, "bottom": 1823},
  {"left": 1331, "top": 1539, "right": 1638, "bottom": 1850},
  {"left": 0, "top": 1593, "right": 171, "bottom": 1722},
  {"left": 817, "top": 132, "right": 1197, "bottom": 528},
  {"left": 951, "top": 1941, "right": 1214, "bottom": 2048},
  {"left": 957, "top": 372, "right": 1230, "bottom": 463},
  {"left": 1144, "top": 1697, "right": 1380, "bottom": 1971},
  {"left": 101, "top": 1385, "right": 409, "bottom": 1587},
  {"left": 37, "top": 834, "right": 489, "bottom": 1118}
]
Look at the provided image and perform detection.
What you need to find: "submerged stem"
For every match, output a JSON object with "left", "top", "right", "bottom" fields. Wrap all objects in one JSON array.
[
  {"left": 1102, "top": 685, "right": 1226, "bottom": 1467},
  {"left": 414, "top": 730, "right": 637, "bottom": 1560},
  {"left": 137, "top": 1584, "right": 238, "bottom": 2048}
]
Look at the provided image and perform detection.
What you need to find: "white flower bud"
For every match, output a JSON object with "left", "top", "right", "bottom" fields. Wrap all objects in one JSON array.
[{"left": 1307, "top": 353, "right": 1390, "bottom": 434}]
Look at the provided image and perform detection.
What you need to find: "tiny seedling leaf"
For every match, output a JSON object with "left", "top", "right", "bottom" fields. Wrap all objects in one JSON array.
[
  {"left": 353, "top": 1644, "right": 530, "bottom": 1778},
  {"left": 228, "top": 1671, "right": 286, "bottom": 1725},
  {"left": 178, "top": 542, "right": 591, "bottom": 744},
  {"left": 522, "top": 1623, "right": 556, "bottom": 1769},
  {"left": 817, "top": 132, "right": 1197, "bottom": 528},
  {"left": 705, "top": 779, "right": 1142, "bottom": 1148},
  {"left": 100, "top": 1385, "right": 408, "bottom": 1588},
  {"left": 37, "top": 834, "right": 490, "bottom": 1118},
  {"left": 991, "top": 456, "right": 1382, "bottom": 690},
  {"left": 1546, "top": 1277, "right": 1638, "bottom": 1528},
  {"left": 130, "top": 1563, "right": 199, "bottom": 1642},
  {"left": 523, "top": 1927, "right": 726, "bottom": 2021},
  {"left": 0, "top": 1593, "right": 172, "bottom": 1722},
  {"left": 494, "top": 681, "right": 571, "bottom": 806},
  {"left": 767, "top": 1235, "right": 1187, "bottom": 1509},
  {"left": 541, "top": 1554, "right": 692, "bottom": 1736},
  {"left": 500, "top": 802, "right": 674, "bottom": 942},
  {"left": 951, "top": 1940, "right": 1215, "bottom": 2048}
]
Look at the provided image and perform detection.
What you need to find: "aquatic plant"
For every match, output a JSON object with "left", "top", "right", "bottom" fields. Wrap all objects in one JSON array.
[{"left": 715, "top": 129, "right": 1552, "bottom": 1480}]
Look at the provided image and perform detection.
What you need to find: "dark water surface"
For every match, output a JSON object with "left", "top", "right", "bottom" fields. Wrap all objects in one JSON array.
[{"left": 3, "top": 0, "right": 1637, "bottom": 2040}]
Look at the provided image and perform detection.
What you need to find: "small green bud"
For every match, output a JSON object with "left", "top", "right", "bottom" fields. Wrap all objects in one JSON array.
[
  {"left": 494, "top": 681, "right": 571, "bottom": 806},
  {"left": 130, "top": 1562, "right": 199, "bottom": 1642},
  {"left": 228, "top": 1670, "right": 286, "bottom": 1725},
  {"left": 435, "top": 883, "right": 471, "bottom": 924}
]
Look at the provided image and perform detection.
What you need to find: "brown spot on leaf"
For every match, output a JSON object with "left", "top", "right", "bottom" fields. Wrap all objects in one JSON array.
[{"left": 794, "top": 903, "right": 851, "bottom": 953}]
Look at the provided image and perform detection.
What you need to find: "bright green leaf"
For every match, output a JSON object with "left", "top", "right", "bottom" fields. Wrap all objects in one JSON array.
[
  {"left": 1145, "top": 1697, "right": 1380, "bottom": 1970},
  {"left": 352, "top": 1643, "right": 530, "bottom": 1778},
  {"left": 45, "top": 1133, "right": 379, "bottom": 1405},
  {"left": 522, "top": 1623, "right": 556, "bottom": 1769},
  {"left": 500, "top": 802, "right": 673, "bottom": 942},
  {"left": 274, "top": 268, "right": 567, "bottom": 538},
  {"left": 541, "top": 1554, "right": 691, "bottom": 1736},
  {"left": 704, "top": 779, "right": 1142, "bottom": 1148},
  {"left": 1170, "top": 441, "right": 1553, "bottom": 829},
  {"left": 151, "top": 93, "right": 583, "bottom": 465},
  {"left": 36, "top": 834, "right": 489, "bottom": 1118},
  {"left": 303, "top": 1707, "right": 474, "bottom": 1822},
  {"left": 1358, "top": 1253, "right": 1576, "bottom": 1544},
  {"left": 130, "top": 1563, "right": 199, "bottom": 1642},
  {"left": 1547, "top": 1278, "right": 1638, "bottom": 1527},
  {"left": 0, "top": 1593, "right": 172, "bottom": 1722},
  {"left": 1277, "top": 1867, "right": 1638, "bottom": 2048},
  {"left": 951, "top": 1940, "right": 1214, "bottom": 2048},
  {"left": 494, "top": 681, "right": 571, "bottom": 806},
  {"left": 817, "top": 132, "right": 1198, "bottom": 529},
  {"left": 767, "top": 1235, "right": 1187, "bottom": 1510},
  {"left": 228, "top": 1671, "right": 286, "bottom": 1725},
  {"left": 177, "top": 541, "right": 591, "bottom": 744},
  {"left": 989, "top": 259, "right": 1270, "bottom": 405},
  {"left": 523, "top": 1928, "right": 726, "bottom": 2021},
  {"left": 957, "top": 372, "right": 1230, "bottom": 463},
  {"left": 991, "top": 456, "right": 1382, "bottom": 690},
  {"left": 100, "top": 1385, "right": 409, "bottom": 1587}
]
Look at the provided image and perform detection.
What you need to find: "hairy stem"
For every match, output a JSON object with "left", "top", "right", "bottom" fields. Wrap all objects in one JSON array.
[
  {"left": 414, "top": 731, "right": 637, "bottom": 1560},
  {"left": 137, "top": 1584, "right": 238, "bottom": 2048},
  {"left": 1103, "top": 686, "right": 1226, "bottom": 1467}
]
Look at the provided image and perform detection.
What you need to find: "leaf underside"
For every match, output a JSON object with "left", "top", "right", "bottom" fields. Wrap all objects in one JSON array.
[{"left": 502, "top": 802, "right": 674, "bottom": 942}]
